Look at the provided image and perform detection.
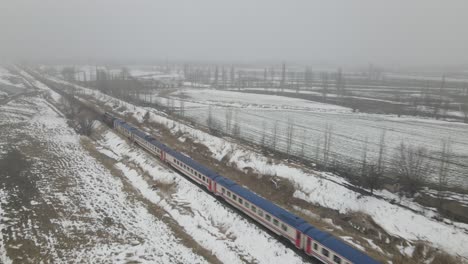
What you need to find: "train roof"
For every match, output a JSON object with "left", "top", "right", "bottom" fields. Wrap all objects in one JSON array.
[
  {"left": 167, "top": 147, "right": 220, "bottom": 179},
  {"left": 216, "top": 177, "right": 307, "bottom": 228},
  {"left": 131, "top": 127, "right": 148, "bottom": 138},
  {"left": 305, "top": 227, "right": 380, "bottom": 264}
]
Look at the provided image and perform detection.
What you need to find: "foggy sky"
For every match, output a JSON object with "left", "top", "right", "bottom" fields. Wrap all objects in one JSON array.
[{"left": 1, "top": 0, "right": 468, "bottom": 66}]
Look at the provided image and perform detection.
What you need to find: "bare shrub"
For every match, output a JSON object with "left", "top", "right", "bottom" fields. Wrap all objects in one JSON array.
[
  {"left": 78, "top": 119, "right": 96, "bottom": 136},
  {"left": 392, "top": 142, "right": 432, "bottom": 197}
]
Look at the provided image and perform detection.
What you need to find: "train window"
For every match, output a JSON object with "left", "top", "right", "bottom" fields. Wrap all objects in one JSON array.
[
  {"left": 333, "top": 255, "right": 342, "bottom": 264},
  {"left": 222, "top": 188, "right": 225, "bottom": 194},
  {"left": 313, "top": 243, "right": 318, "bottom": 250},
  {"left": 273, "top": 219, "right": 279, "bottom": 226},
  {"left": 281, "top": 224, "right": 287, "bottom": 231},
  {"left": 198, "top": 174, "right": 201, "bottom": 179},
  {"left": 265, "top": 214, "right": 271, "bottom": 221},
  {"left": 227, "top": 191, "right": 231, "bottom": 197},
  {"left": 232, "top": 194, "right": 237, "bottom": 200},
  {"left": 258, "top": 210, "right": 263, "bottom": 217},
  {"left": 238, "top": 198, "right": 243, "bottom": 205},
  {"left": 322, "top": 248, "right": 329, "bottom": 258},
  {"left": 244, "top": 202, "right": 249, "bottom": 208},
  {"left": 202, "top": 176, "right": 206, "bottom": 181},
  {"left": 251, "top": 205, "right": 256, "bottom": 213}
]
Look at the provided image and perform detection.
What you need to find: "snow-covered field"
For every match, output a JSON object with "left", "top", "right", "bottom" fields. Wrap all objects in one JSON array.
[
  {"left": 0, "top": 96, "right": 207, "bottom": 263},
  {"left": 0, "top": 71, "right": 313, "bottom": 263},
  {"left": 158, "top": 88, "right": 468, "bottom": 188},
  {"left": 173, "top": 89, "right": 351, "bottom": 112},
  {"left": 48, "top": 81, "right": 467, "bottom": 260},
  {"left": 23, "top": 72, "right": 468, "bottom": 262}
]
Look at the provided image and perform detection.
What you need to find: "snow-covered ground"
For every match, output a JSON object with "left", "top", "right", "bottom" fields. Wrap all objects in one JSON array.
[
  {"left": 0, "top": 94, "right": 207, "bottom": 262},
  {"left": 96, "top": 130, "right": 306, "bottom": 264},
  {"left": 2, "top": 70, "right": 312, "bottom": 263},
  {"left": 0, "top": 66, "right": 27, "bottom": 96},
  {"left": 28, "top": 73, "right": 468, "bottom": 261},
  {"left": 141, "top": 105, "right": 468, "bottom": 259},
  {"left": 174, "top": 88, "right": 351, "bottom": 112},
  {"left": 0, "top": 190, "right": 10, "bottom": 264}
]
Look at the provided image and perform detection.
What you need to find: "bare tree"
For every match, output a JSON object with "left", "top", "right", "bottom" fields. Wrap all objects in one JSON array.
[
  {"left": 271, "top": 121, "right": 278, "bottom": 151},
  {"left": 377, "top": 129, "right": 386, "bottom": 174},
  {"left": 304, "top": 67, "right": 313, "bottom": 89},
  {"left": 280, "top": 62, "right": 286, "bottom": 91},
  {"left": 232, "top": 110, "right": 241, "bottom": 138},
  {"left": 300, "top": 129, "right": 306, "bottom": 158},
  {"left": 360, "top": 136, "right": 381, "bottom": 194},
  {"left": 260, "top": 120, "right": 267, "bottom": 149},
  {"left": 392, "top": 142, "right": 432, "bottom": 197},
  {"left": 179, "top": 100, "right": 185, "bottom": 117},
  {"left": 323, "top": 124, "right": 333, "bottom": 167},
  {"left": 207, "top": 105, "right": 213, "bottom": 128},
  {"left": 213, "top": 65, "right": 219, "bottom": 88},
  {"left": 361, "top": 137, "right": 369, "bottom": 177},
  {"left": 437, "top": 138, "right": 452, "bottom": 208},
  {"left": 230, "top": 66, "right": 235, "bottom": 88},
  {"left": 362, "top": 164, "right": 380, "bottom": 195},
  {"left": 286, "top": 118, "right": 294, "bottom": 157},
  {"left": 461, "top": 95, "right": 468, "bottom": 123},
  {"left": 433, "top": 98, "right": 442, "bottom": 119},
  {"left": 270, "top": 67, "right": 275, "bottom": 87},
  {"left": 439, "top": 75, "right": 446, "bottom": 96},
  {"left": 143, "top": 111, "right": 150, "bottom": 122},
  {"left": 225, "top": 108, "right": 233, "bottom": 133},
  {"left": 78, "top": 119, "right": 96, "bottom": 136},
  {"left": 335, "top": 68, "right": 344, "bottom": 97},
  {"left": 321, "top": 72, "right": 329, "bottom": 100},
  {"left": 222, "top": 67, "right": 227, "bottom": 89},
  {"left": 315, "top": 138, "right": 321, "bottom": 162}
]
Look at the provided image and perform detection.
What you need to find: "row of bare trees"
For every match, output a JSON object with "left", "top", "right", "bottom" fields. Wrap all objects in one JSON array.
[{"left": 214, "top": 109, "right": 456, "bottom": 203}]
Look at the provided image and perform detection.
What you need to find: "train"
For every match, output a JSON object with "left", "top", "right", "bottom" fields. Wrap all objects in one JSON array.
[{"left": 102, "top": 112, "right": 380, "bottom": 264}]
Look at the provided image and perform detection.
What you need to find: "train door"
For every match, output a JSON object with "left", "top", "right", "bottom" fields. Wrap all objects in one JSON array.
[
  {"left": 208, "top": 180, "right": 212, "bottom": 192},
  {"left": 160, "top": 151, "right": 165, "bottom": 161},
  {"left": 212, "top": 181, "right": 217, "bottom": 194},
  {"left": 295, "top": 231, "right": 302, "bottom": 248},
  {"left": 306, "top": 237, "right": 312, "bottom": 254}
]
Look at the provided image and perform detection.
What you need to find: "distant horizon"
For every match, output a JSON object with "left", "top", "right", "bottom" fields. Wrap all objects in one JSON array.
[{"left": 7, "top": 57, "right": 468, "bottom": 74}]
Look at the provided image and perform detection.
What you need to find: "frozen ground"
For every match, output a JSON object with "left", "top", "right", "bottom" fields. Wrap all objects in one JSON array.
[
  {"left": 2, "top": 70, "right": 314, "bottom": 263},
  {"left": 173, "top": 88, "right": 351, "bottom": 112},
  {"left": 140, "top": 103, "right": 468, "bottom": 260},
  {"left": 156, "top": 88, "right": 468, "bottom": 188},
  {"left": 29, "top": 73, "right": 468, "bottom": 261},
  {"left": 0, "top": 95, "right": 207, "bottom": 263},
  {"left": 95, "top": 129, "right": 307, "bottom": 264}
]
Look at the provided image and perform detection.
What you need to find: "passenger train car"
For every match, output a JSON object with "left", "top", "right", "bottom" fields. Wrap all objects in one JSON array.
[{"left": 102, "top": 112, "right": 380, "bottom": 264}]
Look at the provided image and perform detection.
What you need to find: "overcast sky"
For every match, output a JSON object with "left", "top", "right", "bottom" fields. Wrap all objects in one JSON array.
[{"left": 1, "top": 0, "right": 467, "bottom": 66}]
